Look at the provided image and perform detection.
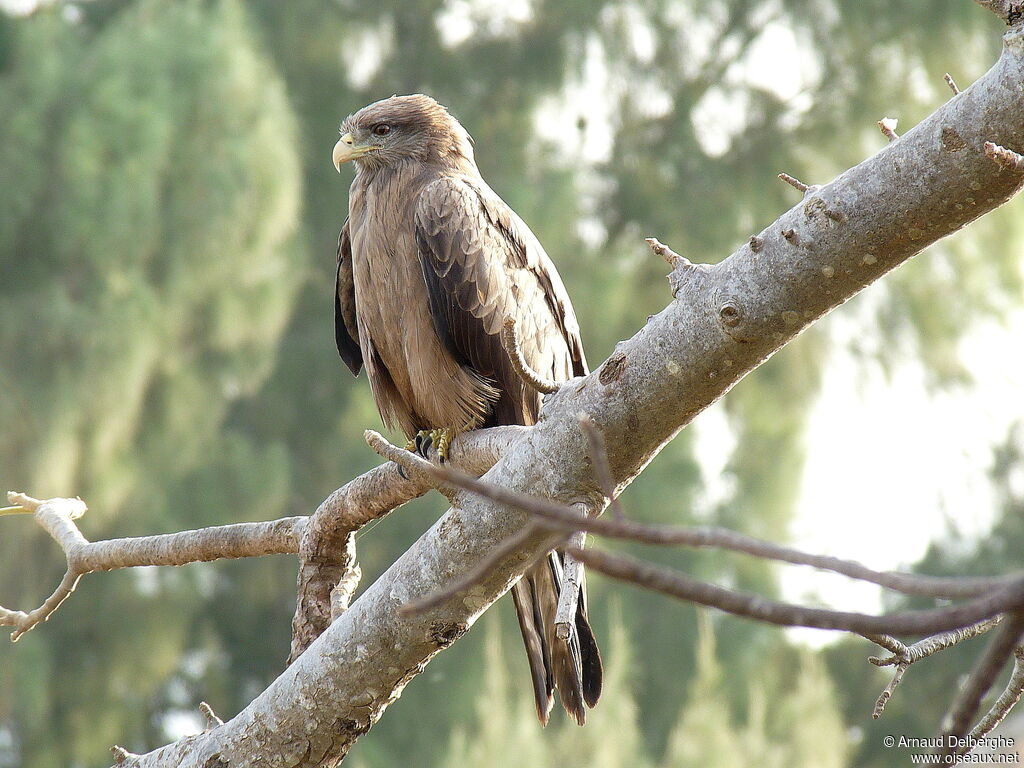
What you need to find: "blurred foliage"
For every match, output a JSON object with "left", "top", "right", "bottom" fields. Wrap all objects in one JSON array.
[
  {"left": 0, "top": 0, "right": 304, "bottom": 763},
  {"left": 662, "top": 613, "right": 847, "bottom": 768},
  {"left": 0, "top": 0, "right": 1021, "bottom": 766},
  {"left": 439, "top": 609, "right": 848, "bottom": 768}
]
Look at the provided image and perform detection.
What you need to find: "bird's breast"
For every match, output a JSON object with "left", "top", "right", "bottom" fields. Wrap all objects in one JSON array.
[{"left": 345, "top": 169, "right": 500, "bottom": 433}]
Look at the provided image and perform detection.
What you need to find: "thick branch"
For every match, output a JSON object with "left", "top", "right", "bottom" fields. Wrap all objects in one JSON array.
[
  {"left": 579, "top": 415, "right": 624, "bottom": 519},
  {"left": 127, "top": 25, "right": 1024, "bottom": 767}
]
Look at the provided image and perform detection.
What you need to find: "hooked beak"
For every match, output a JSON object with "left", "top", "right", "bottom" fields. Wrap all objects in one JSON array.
[{"left": 333, "top": 133, "right": 374, "bottom": 171}]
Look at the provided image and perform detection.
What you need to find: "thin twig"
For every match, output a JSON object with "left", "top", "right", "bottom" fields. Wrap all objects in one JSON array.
[
  {"left": 960, "top": 646, "right": 1024, "bottom": 753},
  {"left": 379, "top": 445, "right": 1024, "bottom": 636},
  {"left": 909, "top": 619, "right": 1001, "bottom": 661},
  {"left": 645, "top": 237, "right": 691, "bottom": 268},
  {"left": 935, "top": 612, "right": 1024, "bottom": 764},
  {"left": 863, "top": 633, "right": 906, "bottom": 657},
  {"left": 200, "top": 701, "right": 224, "bottom": 731},
  {"left": 501, "top": 318, "right": 560, "bottom": 395},
  {"left": 401, "top": 525, "right": 556, "bottom": 614},
  {"left": 1, "top": 492, "right": 305, "bottom": 641},
  {"left": 778, "top": 172, "right": 810, "bottom": 192},
  {"left": 110, "top": 745, "right": 138, "bottom": 764},
  {"left": 0, "top": 505, "right": 33, "bottom": 516},
  {"left": 568, "top": 546, "right": 1024, "bottom": 637},
  {"left": 554, "top": 531, "right": 586, "bottom": 640},
  {"left": 878, "top": 117, "right": 900, "bottom": 142},
  {"left": 874, "top": 662, "right": 909, "bottom": 718},
  {"left": 984, "top": 141, "right": 1024, "bottom": 172},
  {"left": 869, "top": 618, "right": 1003, "bottom": 717},
  {"left": 871, "top": 618, "right": 1004, "bottom": 668},
  {"left": 393, "top": 461, "right": 1011, "bottom": 601},
  {"left": 945, "top": 73, "right": 961, "bottom": 95}
]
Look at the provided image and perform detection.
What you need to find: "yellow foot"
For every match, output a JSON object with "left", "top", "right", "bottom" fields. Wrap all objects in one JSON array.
[{"left": 407, "top": 428, "right": 456, "bottom": 464}]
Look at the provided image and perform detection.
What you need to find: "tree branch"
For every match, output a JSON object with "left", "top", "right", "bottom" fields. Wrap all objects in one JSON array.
[
  {"left": 288, "top": 426, "right": 522, "bottom": 661},
  {"left": 778, "top": 172, "right": 810, "bottom": 192},
  {"left": 984, "top": 140, "right": 1024, "bottom": 171},
  {"left": 567, "top": 546, "right": 1024, "bottom": 637},
  {"left": 878, "top": 117, "right": 900, "bottom": 141},
  {"left": 869, "top": 618, "right": 1004, "bottom": 717},
  {"left": 0, "top": 428, "right": 524, "bottom": 652},
  {"left": 200, "top": 702, "right": 224, "bottom": 731},
  {"left": 935, "top": 612, "right": 1024, "bottom": 764},
  {"left": 1, "top": 492, "right": 303, "bottom": 641},
  {"left": 326, "top": 426, "right": 1024, "bottom": 760},
  {"left": 553, "top": 532, "right": 586, "bottom": 640},
  {"left": 579, "top": 414, "right": 625, "bottom": 520},
  {"left": 961, "top": 646, "right": 1024, "bottom": 752},
  {"left": 384, "top": 459, "right": 1012, "bottom": 601}
]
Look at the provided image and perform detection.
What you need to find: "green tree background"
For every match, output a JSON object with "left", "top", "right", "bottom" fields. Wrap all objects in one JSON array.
[{"left": 0, "top": 0, "right": 1020, "bottom": 766}]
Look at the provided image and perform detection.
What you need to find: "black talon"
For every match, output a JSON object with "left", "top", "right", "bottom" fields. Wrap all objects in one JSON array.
[{"left": 415, "top": 432, "right": 434, "bottom": 459}]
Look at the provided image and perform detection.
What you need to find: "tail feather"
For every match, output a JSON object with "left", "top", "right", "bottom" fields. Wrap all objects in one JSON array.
[
  {"left": 511, "top": 551, "right": 603, "bottom": 726},
  {"left": 511, "top": 579, "right": 553, "bottom": 724},
  {"left": 575, "top": 568, "right": 603, "bottom": 708}
]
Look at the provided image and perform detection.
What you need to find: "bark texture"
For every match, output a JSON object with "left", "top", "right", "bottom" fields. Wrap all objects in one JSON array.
[{"left": 126, "top": 27, "right": 1024, "bottom": 768}]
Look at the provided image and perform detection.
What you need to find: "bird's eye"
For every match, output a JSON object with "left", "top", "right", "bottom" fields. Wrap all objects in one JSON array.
[{"left": 372, "top": 124, "right": 391, "bottom": 137}]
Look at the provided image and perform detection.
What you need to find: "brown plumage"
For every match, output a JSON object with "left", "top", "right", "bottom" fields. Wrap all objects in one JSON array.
[{"left": 332, "top": 94, "right": 602, "bottom": 724}]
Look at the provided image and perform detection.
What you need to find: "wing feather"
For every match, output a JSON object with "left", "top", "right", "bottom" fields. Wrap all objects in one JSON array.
[
  {"left": 414, "top": 176, "right": 586, "bottom": 426},
  {"left": 335, "top": 221, "right": 362, "bottom": 376}
]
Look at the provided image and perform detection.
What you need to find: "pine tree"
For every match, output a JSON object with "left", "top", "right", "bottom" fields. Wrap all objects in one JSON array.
[
  {"left": 663, "top": 613, "right": 849, "bottom": 768},
  {"left": 0, "top": 1, "right": 303, "bottom": 763}
]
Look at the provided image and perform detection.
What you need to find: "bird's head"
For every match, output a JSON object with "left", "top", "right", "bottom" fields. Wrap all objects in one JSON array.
[{"left": 333, "top": 94, "right": 474, "bottom": 172}]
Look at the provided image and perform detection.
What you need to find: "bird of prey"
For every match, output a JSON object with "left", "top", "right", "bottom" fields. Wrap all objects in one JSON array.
[{"left": 331, "top": 94, "right": 602, "bottom": 725}]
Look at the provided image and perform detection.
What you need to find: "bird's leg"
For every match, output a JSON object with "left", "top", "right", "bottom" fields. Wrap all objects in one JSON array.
[
  {"left": 433, "top": 428, "right": 454, "bottom": 463},
  {"left": 406, "top": 428, "right": 456, "bottom": 463}
]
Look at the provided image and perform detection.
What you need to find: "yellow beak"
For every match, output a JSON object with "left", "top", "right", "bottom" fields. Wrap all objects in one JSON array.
[{"left": 333, "top": 133, "right": 373, "bottom": 171}]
